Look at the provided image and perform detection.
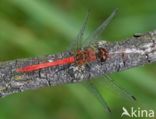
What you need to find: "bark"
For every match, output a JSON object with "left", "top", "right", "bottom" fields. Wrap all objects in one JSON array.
[{"left": 0, "top": 30, "right": 156, "bottom": 97}]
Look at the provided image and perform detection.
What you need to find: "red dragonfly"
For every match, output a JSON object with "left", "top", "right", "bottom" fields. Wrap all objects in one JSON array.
[
  {"left": 16, "top": 9, "right": 111, "bottom": 73},
  {"left": 16, "top": 47, "right": 108, "bottom": 73},
  {"left": 16, "top": 9, "right": 135, "bottom": 112}
]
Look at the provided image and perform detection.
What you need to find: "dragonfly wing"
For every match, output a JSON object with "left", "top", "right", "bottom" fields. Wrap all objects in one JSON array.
[
  {"left": 103, "top": 74, "right": 136, "bottom": 101},
  {"left": 69, "top": 10, "right": 90, "bottom": 51},
  {"left": 83, "top": 81, "right": 111, "bottom": 112},
  {"left": 82, "top": 9, "right": 118, "bottom": 47}
]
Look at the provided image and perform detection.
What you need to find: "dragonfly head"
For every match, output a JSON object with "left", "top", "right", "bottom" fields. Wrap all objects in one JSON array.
[{"left": 97, "top": 48, "right": 109, "bottom": 62}]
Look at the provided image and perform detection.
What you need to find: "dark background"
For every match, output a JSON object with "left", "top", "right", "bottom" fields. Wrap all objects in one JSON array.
[{"left": 0, "top": 0, "right": 156, "bottom": 119}]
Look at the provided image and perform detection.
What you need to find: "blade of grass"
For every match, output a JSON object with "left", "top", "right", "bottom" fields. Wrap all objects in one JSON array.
[
  {"left": 11, "top": 0, "right": 79, "bottom": 39},
  {"left": 0, "top": 17, "right": 52, "bottom": 55},
  {"left": 118, "top": 67, "right": 156, "bottom": 94}
]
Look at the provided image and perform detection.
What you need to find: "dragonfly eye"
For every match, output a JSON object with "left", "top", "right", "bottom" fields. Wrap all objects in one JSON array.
[{"left": 97, "top": 48, "right": 108, "bottom": 62}]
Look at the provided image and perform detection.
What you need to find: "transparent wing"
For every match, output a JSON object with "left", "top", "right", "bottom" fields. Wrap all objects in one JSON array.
[
  {"left": 103, "top": 74, "right": 136, "bottom": 101},
  {"left": 82, "top": 9, "right": 118, "bottom": 47},
  {"left": 83, "top": 81, "right": 111, "bottom": 112},
  {"left": 69, "top": 10, "right": 90, "bottom": 51}
]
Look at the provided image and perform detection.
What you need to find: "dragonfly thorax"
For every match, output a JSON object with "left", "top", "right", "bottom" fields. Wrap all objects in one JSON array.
[
  {"left": 75, "top": 47, "right": 109, "bottom": 66},
  {"left": 75, "top": 47, "right": 96, "bottom": 66}
]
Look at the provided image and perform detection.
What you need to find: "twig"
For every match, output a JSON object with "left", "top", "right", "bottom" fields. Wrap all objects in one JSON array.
[{"left": 0, "top": 30, "right": 156, "bottom": 97}]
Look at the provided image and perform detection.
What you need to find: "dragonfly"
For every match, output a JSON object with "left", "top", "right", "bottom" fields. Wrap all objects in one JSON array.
[
  {"left": 16, "top": 9, "right": 136, "bottom": 112},
  {"left": 16, "top": 9, "right": 112, "bottom": 73}
]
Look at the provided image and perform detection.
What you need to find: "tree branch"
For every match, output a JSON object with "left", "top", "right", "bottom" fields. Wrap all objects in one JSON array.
[{"left": 0, "top": 30, "right": 156, "bottom": 97}]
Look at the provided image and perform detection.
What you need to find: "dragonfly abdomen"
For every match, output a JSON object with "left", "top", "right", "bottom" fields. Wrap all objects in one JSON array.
[{"left": 16, "top": 56, "right": 75, "bottom": 73}]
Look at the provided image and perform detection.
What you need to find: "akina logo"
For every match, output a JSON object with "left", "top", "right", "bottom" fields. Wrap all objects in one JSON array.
[{"left": 121, "top": 107, "right": 155, "bottom": 118}]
